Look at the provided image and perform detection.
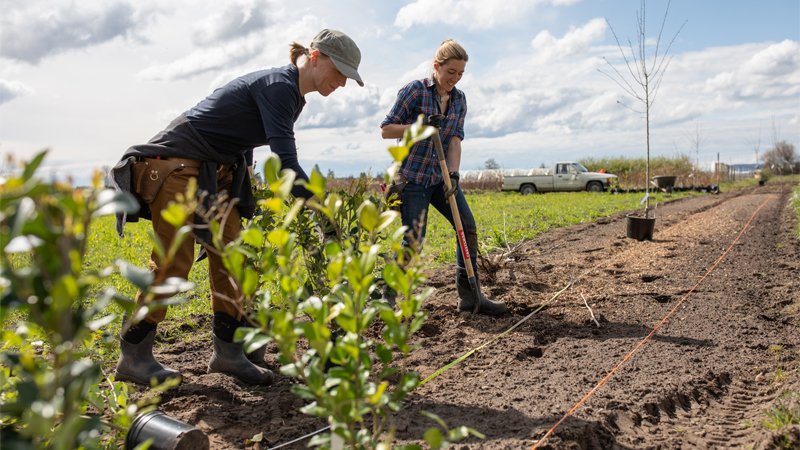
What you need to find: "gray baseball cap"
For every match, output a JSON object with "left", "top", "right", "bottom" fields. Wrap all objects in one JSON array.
[{"left": 311, "top": 29, "right": 364, "bottom": 87}]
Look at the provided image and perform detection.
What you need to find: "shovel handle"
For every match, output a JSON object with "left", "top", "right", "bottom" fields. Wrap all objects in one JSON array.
[{"left": 429, "top": 126, "right": 480, "bottom": 314}]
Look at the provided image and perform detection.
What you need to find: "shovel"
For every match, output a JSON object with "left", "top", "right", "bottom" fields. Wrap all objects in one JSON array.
[{"left": 427, "top": 114, "right": 481, "bottom": 314}]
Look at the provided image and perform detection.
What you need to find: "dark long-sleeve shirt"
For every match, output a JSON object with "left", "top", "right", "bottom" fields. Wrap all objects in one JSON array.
[{"left": 186, "top": 65, "right": 310, "bottom": 198}]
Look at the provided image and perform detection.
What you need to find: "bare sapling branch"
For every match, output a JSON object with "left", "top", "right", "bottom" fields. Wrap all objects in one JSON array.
[{"left": 599, "top": 0, "right": 687, "bottom": 218}]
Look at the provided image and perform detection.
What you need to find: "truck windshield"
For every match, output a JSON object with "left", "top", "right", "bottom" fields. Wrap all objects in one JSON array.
[{"left": 572, "top": 163, "right": 589, "bottom": 173}]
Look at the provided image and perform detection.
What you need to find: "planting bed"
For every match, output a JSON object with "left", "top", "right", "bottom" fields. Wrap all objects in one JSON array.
[{"left": 132, "top": 181, "right": 799, "bottom": 449}]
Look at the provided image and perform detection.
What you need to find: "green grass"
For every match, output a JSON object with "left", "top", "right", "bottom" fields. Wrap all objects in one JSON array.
[
  {"left": 791, "top": 180, "right": 800, "bottom": 240},
  {"left": 419, "top": 189, "right": 699, "bottom": 268},
  {"left": 83, "top": 216, "right": 214, "bottom": 321}
]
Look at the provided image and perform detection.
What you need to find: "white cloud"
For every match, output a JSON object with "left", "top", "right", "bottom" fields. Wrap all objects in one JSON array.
[
  {"left": 137, "top": 14, "right": 323, "bottom": 82},
  {"left": 298, "top": 84, "right": 382, "bottom": 129},
  {"left": 136, "top": 35, "right": 267, "bottom": 81},
  {"left": 531, "top": 18, "right": 607, "bottom": 60},
  {"left": 704, "top": 40, "right": 800, "bottom": 102},
  {"left": 0, "top": 79, "right": 35, "bottom": 105},
  {"left": 0, "top": 0, "right": 157, "bottom": 64},
  {"left": 394, "top": 0, "right": 581, "bottom": 30},
  {"left": 192, "top": 0, "right": 271, "bottom": 46}
]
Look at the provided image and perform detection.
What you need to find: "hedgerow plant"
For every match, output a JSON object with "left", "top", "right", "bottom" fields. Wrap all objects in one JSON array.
[
  {"left": 183, "top": 116, "right": 482, "bottom": 449},
  {"left": 0, "top": 151, "right": 192, "bottom": 449}
]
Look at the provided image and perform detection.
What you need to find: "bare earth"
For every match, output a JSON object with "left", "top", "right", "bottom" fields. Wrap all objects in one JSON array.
[{"left": 134, "top": 182, "right": 800, "bottom": 450}]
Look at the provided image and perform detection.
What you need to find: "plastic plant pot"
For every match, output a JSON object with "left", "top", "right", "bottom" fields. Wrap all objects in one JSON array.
[
  {"left": 626, "top": 215, "right": 656, "bottom": 241},
  {"left": 126, "top": 411, "right": 209, "bottom": 450}
]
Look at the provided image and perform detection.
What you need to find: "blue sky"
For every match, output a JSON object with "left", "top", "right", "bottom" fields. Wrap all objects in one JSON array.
[{"left": 1, "top": 0, "right": 798, "bottom": 183}]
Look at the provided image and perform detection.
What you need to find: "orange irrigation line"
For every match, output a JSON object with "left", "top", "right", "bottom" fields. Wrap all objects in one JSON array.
[{"left": 532, "top": 194, "right": 774, "bottom": 450}]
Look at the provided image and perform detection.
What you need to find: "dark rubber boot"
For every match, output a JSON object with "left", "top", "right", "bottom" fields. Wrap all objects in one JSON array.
[
  {"left": 456, "top": 267, "right": 507, "bottom": 316},
  {"left": 115, "top": 330, "right": 181, "bottom": 386},
  {"left": 239, "top": 315, "right": 267, "bottom": 364},
  {"left": 207, "top": 336, "right": 274, "bottom": 385},
  {"left": 208, "top": 312, "right": 273, "bottom": 385}
]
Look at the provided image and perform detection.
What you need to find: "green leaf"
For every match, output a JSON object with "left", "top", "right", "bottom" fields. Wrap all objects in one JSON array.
[
  {"left": 267, "top": 229, "right": 290, "bottom": 246},
  {"left": 93, "top": 190, "right": 139, "bottom": 217},
  {"left": 263, "top": 154, "right": 282, "bottom": 185},
  {"left": 382, "top": 265, "right": 408, "bottom": 295},
  {"left": 241, "top": 227, "right": 264, "bottom": 247},
  {"left": 148, "top": 277, "right": 195, "bottom": 295},
  {"left": 241, "top": 268, "right": 258, "bottom": 297},
  {"left": 132, "top": 438, "right": 154, "bottom": 450},
  {"left": 424, "top": 428, "right": 443, "bottom": 449},
  {"left": 376, "top": 211, "right": 399, "bottom": 232},
  {"left": 88, "top": 314, "right": 116, "bottom": 331},
  {"left": 160, "top": 203, "right": 187, "bottom": 228},
  {"left": 358, "top": 200, "right": 378, "bottom": 232},
  {"left": 22, "top": 151, "right": 47, "bottom": 182},
  {"left": 283, "top": 199, "right": 305, "bottom": 227},
  {"left": 305, "top": 167, "right": 327, "bottom": 198},
  {"left": 375, "top": 344, "right": 393, "bottom": 364},
  {"left": 167, "top": 225, "right": 193, "bottom": 261},
  {"left": 388, "top": 146, "right": 409, "bottom": 163}
]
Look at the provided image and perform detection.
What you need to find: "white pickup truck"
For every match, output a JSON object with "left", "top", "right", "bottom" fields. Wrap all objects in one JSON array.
[{"left": 501, "top": 162, "right": 617, "bottom": 194}]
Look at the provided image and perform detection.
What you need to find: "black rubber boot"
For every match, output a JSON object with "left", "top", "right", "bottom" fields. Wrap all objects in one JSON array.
[
  {"left": 456, "top": 267, "right": 507, "bottom": 316},
  {"left": 238, "top": 315, "right": 267, "bottom": 364},
  {"left": 208, "top": 313, "right": 273, "bottom": 385},
  {"left": 115, "top": 329, "right": 181, "bottom": 386}
]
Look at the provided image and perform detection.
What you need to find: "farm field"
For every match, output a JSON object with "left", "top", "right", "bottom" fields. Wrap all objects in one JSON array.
[{"left": 124, "top": 180, "right": 799, "bottom": 449}]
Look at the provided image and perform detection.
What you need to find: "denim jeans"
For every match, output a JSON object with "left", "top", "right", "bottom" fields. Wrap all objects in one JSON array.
[{"left": 400, "top": 180, "right": 478, "bottom": 272}]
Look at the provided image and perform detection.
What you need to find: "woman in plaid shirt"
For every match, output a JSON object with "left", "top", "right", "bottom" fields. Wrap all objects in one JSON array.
[{"left": 380, "top": 40, "right": 507, "bottom": 316}]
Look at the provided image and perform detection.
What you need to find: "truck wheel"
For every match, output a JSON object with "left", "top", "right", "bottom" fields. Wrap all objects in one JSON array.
[
  {"left": 587, "top": 182, "right": 603, "bottom": 193},
  {"left": 520, "top": 185, "right": 536, "bottom": 195}
]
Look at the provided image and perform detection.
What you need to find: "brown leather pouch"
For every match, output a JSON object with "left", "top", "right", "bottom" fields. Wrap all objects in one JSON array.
[
  {"left": 384, "top": 173, "right": 409, "bottom": 212},
  {"left": 131, "top": 159, "right": 184, "bottom": 203}
]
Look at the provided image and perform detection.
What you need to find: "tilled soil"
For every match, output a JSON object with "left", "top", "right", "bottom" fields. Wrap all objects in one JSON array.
[{"left": 135, "top": 182, "right": 800, "bottom": 450}]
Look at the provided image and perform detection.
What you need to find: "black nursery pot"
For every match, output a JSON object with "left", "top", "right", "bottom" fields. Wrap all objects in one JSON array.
[
  {"left": 126, "top": 411, "right": 209, "bottom": 450},
  {"left": 626, "top": 215, "right": 657, "bottom": 241}
]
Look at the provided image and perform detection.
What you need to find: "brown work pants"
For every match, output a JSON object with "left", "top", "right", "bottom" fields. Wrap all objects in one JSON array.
[{"left": 133, "top": 159, "right": 243, "bottom": 324}]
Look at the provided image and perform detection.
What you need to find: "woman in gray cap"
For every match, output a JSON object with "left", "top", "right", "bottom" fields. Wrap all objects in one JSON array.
[{"left": 110, "top": 29, "right": 363, "bottom": 387}]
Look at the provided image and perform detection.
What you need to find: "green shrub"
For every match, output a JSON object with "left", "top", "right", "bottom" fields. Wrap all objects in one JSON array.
[{"left": 0, "top": 151, "right": 190, "bottom": 449}]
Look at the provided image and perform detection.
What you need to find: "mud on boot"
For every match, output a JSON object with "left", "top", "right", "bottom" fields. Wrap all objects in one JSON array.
[
  {"left": 455, "top": 267, "right": 507, "bottom": 316},
  {"left": 115, "top": 324, "right": 181, "bottom": 386},
  {"left": 208, "top": 312, "right": 273, "bottom": 385}
]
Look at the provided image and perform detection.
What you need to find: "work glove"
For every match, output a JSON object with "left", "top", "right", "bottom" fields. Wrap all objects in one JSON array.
[
  {"left": 425, "top": 114, "right": 445, "bottom": 128},
  {"left": 444, "top": 171, "right": 460, "bottom": 199}
]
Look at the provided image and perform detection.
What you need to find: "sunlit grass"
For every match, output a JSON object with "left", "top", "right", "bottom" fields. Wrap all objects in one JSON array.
[{"left": 419, "top": 189, "right": 700, "bottom": 268}]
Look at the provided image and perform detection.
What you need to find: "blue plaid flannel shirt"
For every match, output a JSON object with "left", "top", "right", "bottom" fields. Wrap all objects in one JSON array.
[{"left": 380, "top": 77, "right": 466, "bottom": 187}]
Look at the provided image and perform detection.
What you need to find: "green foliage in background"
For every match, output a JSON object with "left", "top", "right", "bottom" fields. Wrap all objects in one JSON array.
[{"left": 579, "top": 154, "right": 696, "bottom": 176}]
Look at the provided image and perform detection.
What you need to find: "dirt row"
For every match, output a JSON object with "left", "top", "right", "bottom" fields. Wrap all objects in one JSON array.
[{"left": 137, "top": 182, "right": 799, "bottom": 449}]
